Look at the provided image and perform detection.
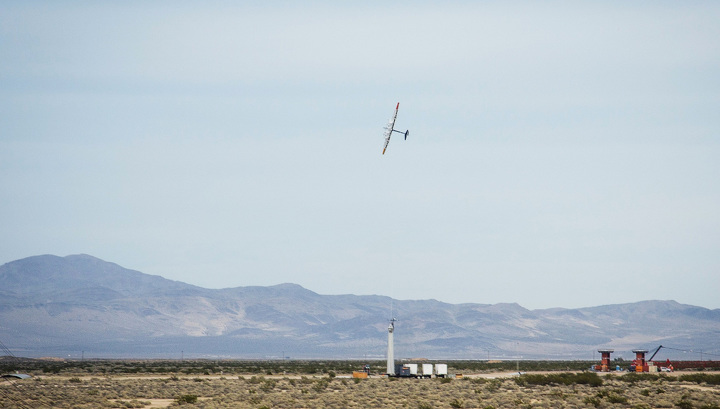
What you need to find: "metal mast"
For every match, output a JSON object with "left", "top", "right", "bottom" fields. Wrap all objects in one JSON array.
[{"left": 386, "top": 318, "right": 396, "bottom": 375}]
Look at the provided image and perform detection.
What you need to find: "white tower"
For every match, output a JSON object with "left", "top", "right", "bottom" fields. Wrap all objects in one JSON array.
[{"left": 386, "top": 318, "right": 396, "bottom": 375}]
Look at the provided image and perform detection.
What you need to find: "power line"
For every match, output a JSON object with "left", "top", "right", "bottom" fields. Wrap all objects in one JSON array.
[
  {"left": 647, "top": 345, "right": 720, "bottom": 359},
  {"left": 0, "top": 339, "right": 38, "bottom": 409}
]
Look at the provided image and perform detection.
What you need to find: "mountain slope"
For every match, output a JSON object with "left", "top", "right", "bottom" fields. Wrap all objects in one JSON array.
[{"left": 1, "top": 254, "right": 718, "bottom": 359}]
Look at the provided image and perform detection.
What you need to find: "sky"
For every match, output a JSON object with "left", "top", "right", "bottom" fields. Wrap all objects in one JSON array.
[{"left": 1, "top": 1, "right": 719, "bottom": 310}]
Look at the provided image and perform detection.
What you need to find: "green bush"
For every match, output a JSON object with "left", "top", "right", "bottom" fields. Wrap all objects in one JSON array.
[
  {"left": 312, "top": 378, "right": 329, "bottom": 392},
  {"left": 607, "top": 392, "right": 628, "bottom": 404},
  {"left": 117, "top": 399, "right": 148, "bottom": 408},
  {"left": 248, "top": 375, "right": 264, "bottom": 384},
  {"left": 583, "top": 396, "right": 601, "bottom": 408},
  {"left": 676, "top": 398, "right": 694, "bottom": 409},
  {"left": 176, "top": 394, "right": 198, "bottom": 404},
  {"left": 449, "top": 398, "right": 464, "bottom": 408},
  {"left": 619, "top": 372, "right": 673, "bottom": 385},
  {"left": 514, "top": 372, "right": 602, "bottom": 387},
  {"left": 260, "top": 379, "right": 276, "bottom": 392},
  {"left": 679, "top": 373, "right": 720, "bottom": 385}
]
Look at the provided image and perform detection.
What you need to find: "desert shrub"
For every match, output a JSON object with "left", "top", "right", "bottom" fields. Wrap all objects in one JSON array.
[
  {"left": 515, "top": 372, "right": 602, "bottom": 387},
  {"left": 116, "top": 399, "right": 148, "bottom": 408},
  {"left": 176, "top": 394, "right": 198, "bottom": 404},
  {"left": 437, "top": 377, "right": 452, "bottom": 384},
  {"left": 297, "top": 376, "right": 314, "bottom": 385},
  {"left": 69, "top": 376, "right": 83, "bottom": 383},
  {"left": 12, "top": 361, "right": 720, "bottom": 409},
  {"left": 620, "top": 372, "right": 674, "bottom": 385},
  {"left": 549, "top": 390, "right": 566, "bottom": 400},
  {"left": 679, "top": 373, "right": 720, "bottom": 385},
  {"left": 568, "top": 372, "right": 604, "bottom": 386},
  {"left": 606, "top": 392, "right": 628, "bottom": 404},
  {"left": 449, "top": 398, "right": 464, "bottom": 408},
  {"left": 312, "top": 378, "right": 329, "bottom": 392},
  {"left": 676, "top": 397, "right": 694, "bottom": 409},
  {"left": 260, "top": 379, "right": 276, "bottom": 392},
  {"left": 583, "top": 396, "right": 601, "bottom": 407},
  {"left": 485, "top": 379, "right": 501, "bottom": 391}
]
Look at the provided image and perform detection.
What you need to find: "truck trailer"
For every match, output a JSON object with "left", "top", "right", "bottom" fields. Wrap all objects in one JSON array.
[{"left": 435, "top": 363, "right": 448, "bottom": 378}]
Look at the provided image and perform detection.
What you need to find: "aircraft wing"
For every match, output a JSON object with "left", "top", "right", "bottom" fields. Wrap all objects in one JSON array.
[{"left": 382, "top": 102, "right": 399, "bottom": 155}]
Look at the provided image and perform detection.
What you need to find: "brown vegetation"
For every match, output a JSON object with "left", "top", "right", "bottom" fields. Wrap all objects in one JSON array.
[{"left": 2, "top": 372, "right": 720, "bottom": 409}]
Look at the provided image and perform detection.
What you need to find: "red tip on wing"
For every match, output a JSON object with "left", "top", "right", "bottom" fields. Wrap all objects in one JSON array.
[{"left": 396, "top": 102, "right": 399, "bottom": 109}]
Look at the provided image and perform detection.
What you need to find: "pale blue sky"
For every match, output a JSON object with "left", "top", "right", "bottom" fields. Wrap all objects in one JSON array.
[{"left": 1, "top": 1, "right": 719, "bottom": 309}]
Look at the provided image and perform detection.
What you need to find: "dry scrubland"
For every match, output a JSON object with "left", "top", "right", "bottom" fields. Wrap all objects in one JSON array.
[{"left": 2, "top": 362, "right": 719, "bottom": 409}]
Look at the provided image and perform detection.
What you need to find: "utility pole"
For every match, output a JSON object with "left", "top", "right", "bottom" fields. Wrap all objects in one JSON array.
[{"left": 387, "top": 318, "right": 396, "bottom": 376}]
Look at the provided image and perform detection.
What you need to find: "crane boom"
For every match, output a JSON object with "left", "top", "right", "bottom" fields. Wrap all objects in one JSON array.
[{"left": 648, "top": 345, "right": 663, "bottom": 361}]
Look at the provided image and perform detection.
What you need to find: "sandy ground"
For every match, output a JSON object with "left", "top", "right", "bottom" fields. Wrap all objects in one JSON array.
[
  {"left": 113, "top": 397, "right": 211, "bottom": 408},
  {"left": 142, "top": 399, "right": 173, "bottom": 408}
]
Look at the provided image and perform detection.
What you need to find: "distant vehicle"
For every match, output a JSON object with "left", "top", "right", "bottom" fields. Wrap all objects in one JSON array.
[{"left": 660, "top": 367, "right": 673, "bottom": 372}]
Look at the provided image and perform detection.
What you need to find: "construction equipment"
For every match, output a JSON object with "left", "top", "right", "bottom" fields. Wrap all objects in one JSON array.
[{"left": 648, "top": 345, "right": 664, "bottom": 362}]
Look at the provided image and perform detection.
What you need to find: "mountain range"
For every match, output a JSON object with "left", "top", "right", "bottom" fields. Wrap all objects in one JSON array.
[{"left": 1, "top": 254, "right": 718, "bottom": 360}]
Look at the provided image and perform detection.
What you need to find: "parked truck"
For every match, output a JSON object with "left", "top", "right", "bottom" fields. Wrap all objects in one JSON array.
[
  {"left": 435, "top": 363, "right": 448, "bottom": 378},
  {"left": 421, "top": 364, "right": 433, "bottom": 379},
  {"left": 393, "top": 364, "right": 414, "bottom": 378}
]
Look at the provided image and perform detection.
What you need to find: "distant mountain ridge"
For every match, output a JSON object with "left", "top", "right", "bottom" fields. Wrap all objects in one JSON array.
[{"left": 1, "top": 254, "right": 718, "bottom": 359}]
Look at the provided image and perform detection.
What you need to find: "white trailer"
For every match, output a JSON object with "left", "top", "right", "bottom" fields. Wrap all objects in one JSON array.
[
  {"left": 404, "top": 363, "right": 418, "bottom": 377},
  {"left": 435, "top": 363, "right": 448, "bottom": 378},
  {"left": 421, "top": 364, "right": 433, "bottom": 378}
]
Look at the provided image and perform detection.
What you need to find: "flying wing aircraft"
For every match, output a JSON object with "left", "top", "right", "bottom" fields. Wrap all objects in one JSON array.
[{"left": 382, "top": 102, "right": 410, "bottom": 155}]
